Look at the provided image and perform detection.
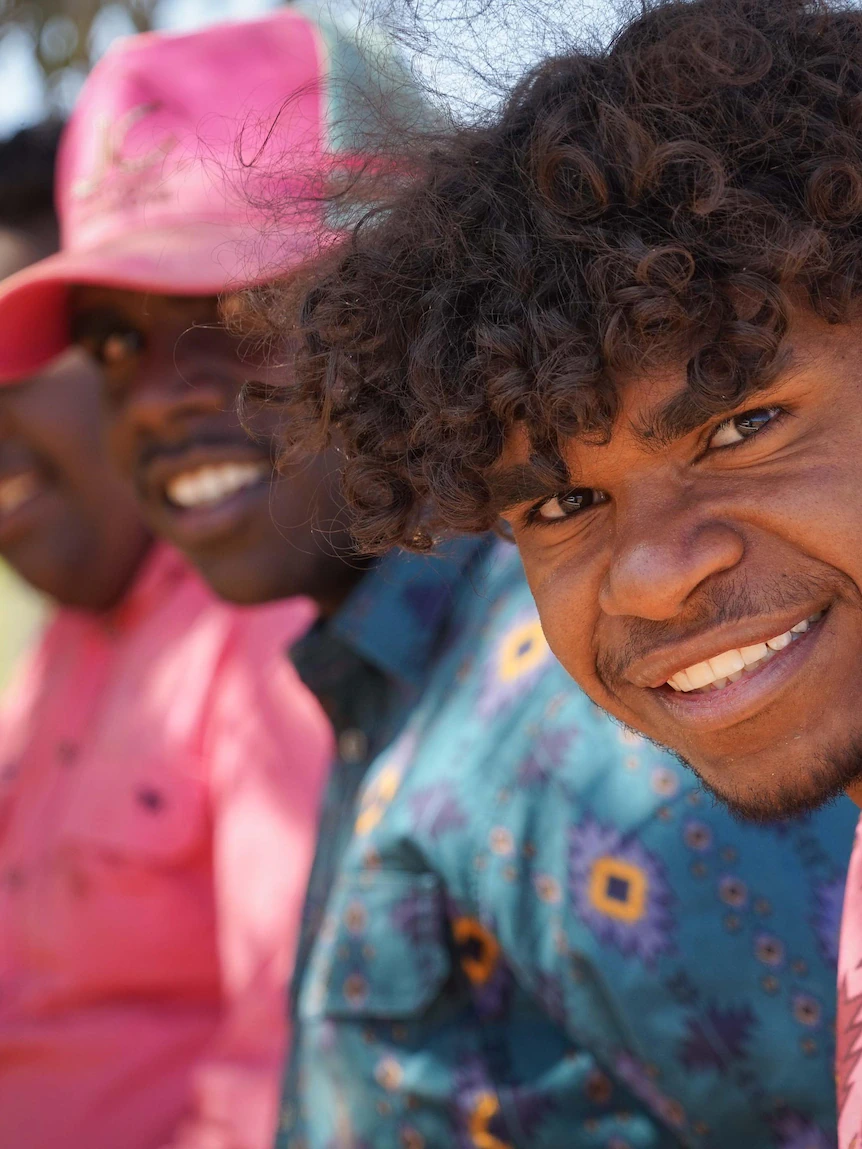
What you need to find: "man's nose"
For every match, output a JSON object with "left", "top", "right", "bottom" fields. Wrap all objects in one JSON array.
[
  {"left": 119, "top": 362, "right": 227, "bottom": 438},
  {"left": 599, "top": 492, "right": 745, "bottom": 621}
]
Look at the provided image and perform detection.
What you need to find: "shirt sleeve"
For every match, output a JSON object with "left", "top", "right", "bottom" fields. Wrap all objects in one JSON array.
[{"left": 163, "top": 604, "right": 333, "bottom": 1149}]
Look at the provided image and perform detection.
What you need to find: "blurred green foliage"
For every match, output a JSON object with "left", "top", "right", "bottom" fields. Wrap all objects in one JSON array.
[{"left": 0, "top": 559, "right": 45, "bottom": 691}]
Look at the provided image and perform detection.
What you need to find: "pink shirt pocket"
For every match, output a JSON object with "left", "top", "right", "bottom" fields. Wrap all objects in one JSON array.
[{"left": 20, "top": 756, "right": 219, "bottom": 1001}]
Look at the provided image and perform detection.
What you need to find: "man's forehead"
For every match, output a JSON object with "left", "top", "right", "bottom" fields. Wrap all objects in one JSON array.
[{"left": 71, "top": 284, "right": 219, "bottom": 318}]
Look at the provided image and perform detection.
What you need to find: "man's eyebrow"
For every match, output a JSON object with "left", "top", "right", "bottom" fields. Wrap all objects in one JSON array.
[
  {"left": 632, "top": 388, "right": 758, "bottom": 449},
  {"left": 633, "top": 359, "right": 794, "bottom": 449},
  {"left": 68, "top": 306, "right": 125, "bottom": 340},
  {"left": 487, "top": 463, "right": 574, "bottom": 513}
]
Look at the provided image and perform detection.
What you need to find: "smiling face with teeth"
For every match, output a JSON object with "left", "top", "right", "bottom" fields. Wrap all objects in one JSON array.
[
  {"left": 499, "top": 309, "right": 862, "bottom": 820},
  {"left": 71, "top": 288, "right": 361, "bottom": 609}
]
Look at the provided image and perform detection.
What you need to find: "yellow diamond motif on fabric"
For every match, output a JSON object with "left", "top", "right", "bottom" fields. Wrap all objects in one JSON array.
[
  {"left": 589, "top": 856, "right": 649, "bottom": 923},
  {"left": 354, "top": 765, "right": 401, "bottom": 836},
  {"left": 497, "top": 619, "right": 550, "bottom": 683}
]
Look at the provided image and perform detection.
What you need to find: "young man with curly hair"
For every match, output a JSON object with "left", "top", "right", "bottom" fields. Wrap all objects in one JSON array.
[{"left": 248, "top": 0, "right": 862, "bottom": 1142}]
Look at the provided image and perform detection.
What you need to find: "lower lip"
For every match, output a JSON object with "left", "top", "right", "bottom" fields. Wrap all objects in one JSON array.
[
  {"left": 646, "top": 615, "right": 827, "bottom": 734},
  {"left": 154, "top": 475, "right": 270, "bottom": 551}
]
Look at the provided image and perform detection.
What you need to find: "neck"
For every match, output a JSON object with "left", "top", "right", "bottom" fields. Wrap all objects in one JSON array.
[
  {"left": 313, "top": 555, "right": 374, "bottom": 619},
  {"left": 63, "top": 536, "right": 155, "bottom": 614}
]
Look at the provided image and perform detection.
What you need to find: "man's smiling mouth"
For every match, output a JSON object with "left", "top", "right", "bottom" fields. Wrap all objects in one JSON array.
[
  {"left": 665, "top": 609, "right": 826, "bottom": 693},
  {"left": 135, "top": 442, "right": 276, "bottom": 549},
  {"left": 612, "top": 603, "right": 835, "bottom": 737},
  {"left": 164, "top": 461, "right": 269, "bottom": 510}
]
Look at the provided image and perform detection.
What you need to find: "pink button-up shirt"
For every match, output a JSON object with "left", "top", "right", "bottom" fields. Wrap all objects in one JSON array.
[
  {"left": 0, "top": 545, "right": 332, "bottom": 1149},
  {"left": 840, "top": 817, "right": 862, "bottom": 1149}
]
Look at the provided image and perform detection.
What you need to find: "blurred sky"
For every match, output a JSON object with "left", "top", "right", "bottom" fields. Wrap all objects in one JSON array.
[
  {"left": 0, "top": 0, "right": 613, "bottom": 137},
  {"left": 0, "top": 0, "right": 284, "bottom": 137}
]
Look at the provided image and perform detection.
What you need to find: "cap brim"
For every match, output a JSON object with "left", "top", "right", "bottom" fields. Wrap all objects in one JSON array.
[{"left": 0, "top": 220, "right": 323, "bottom": 383}]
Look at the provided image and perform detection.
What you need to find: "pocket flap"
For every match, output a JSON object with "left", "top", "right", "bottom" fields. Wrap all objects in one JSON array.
[
  {"left": 301, "top": 870, "right": 452, "bottom": 1019},
  {"left": 61, "top": 756, "right": 208, "bottom": 865}
]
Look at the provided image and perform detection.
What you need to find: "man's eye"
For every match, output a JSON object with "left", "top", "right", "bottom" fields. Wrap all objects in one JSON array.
[
  {"left": 88, "top": 329, "right": 144, "bottom": 367},
  {"left": 708, "top": 406, "right": 781, "bottom": 449},
  {"left": 533, "top": 487, "right": 607, "bottom": 522}
]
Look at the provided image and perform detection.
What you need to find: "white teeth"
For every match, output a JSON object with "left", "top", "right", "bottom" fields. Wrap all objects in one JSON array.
[
  {"left": 165, "top": 462, "right": 268, "bottom": 509},
  {"left": 665, "top": 611, "right": 824, "bottom": 695},
  {"left": 766, "top": 632, "right": 792, "bottom": 651},
  {"left": 684, "top": 661, "right": 715, "bottom": 689},
  {"left": 0, "top": 472, "right": 39, "bottom": 516},
  {"left": 708, "top": 649, "right": 745, "bottom": 678},
  {"left": 739, "top": 642, "right": 768, "bottom": 666}
]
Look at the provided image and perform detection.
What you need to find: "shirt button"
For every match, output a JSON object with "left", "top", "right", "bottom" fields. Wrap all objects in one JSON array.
[
  {"left": 57, "top": 742, "right": 79, "bottom": 766},
  {"left": 136, "top": 786, "right": 165, "bottom": 812},
  {"left": 3, "top": 867, "right": 26, "bottom": 891},
  {"left": 338, "top": 728, "right": 368, "bottom": 764}
]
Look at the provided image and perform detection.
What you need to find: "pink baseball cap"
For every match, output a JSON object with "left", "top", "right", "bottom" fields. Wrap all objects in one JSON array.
[{"left": 0, "top": 8, "right": 409, "bottom": 382}]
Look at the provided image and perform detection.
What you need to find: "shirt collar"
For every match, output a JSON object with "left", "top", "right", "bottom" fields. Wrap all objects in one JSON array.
[
  {"left": 314, "top": 536, "right": 491, "bottom": 689},
  {"left": 101, "top": 543, "right": 190, "bottom": 634}
]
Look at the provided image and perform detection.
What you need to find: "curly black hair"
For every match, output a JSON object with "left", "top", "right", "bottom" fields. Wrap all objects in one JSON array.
[{"left": 248, "top": 0, "right": 862, "bottom": 552}]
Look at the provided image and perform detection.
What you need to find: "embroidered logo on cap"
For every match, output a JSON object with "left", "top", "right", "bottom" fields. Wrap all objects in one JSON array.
[{"left": 71, "top": 102, "right": 176, "bottom": 206}]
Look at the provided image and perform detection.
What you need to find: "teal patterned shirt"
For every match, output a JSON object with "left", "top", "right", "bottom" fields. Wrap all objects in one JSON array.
[{"left": 281, "top": 538, "right": 856, "bottom": 1149}]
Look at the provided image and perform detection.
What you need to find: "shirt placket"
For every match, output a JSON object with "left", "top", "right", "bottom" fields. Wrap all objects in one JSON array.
[{"left": 0, "top": 623, "right": 110, "bottom": 989}]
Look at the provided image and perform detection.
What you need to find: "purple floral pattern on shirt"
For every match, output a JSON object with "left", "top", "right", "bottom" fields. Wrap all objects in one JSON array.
[{"left": 568, "top": 815, "right": 676, "bottom": 965}]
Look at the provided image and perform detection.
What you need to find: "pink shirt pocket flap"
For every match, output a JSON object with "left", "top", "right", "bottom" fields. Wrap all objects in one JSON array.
[{"left": 60, "top": 756, "right": 209, "bottom": 866}]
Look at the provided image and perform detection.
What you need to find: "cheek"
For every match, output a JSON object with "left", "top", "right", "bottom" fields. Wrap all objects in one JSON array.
[
  {"left": 739, "top": 457, "right": 862, "bottom": 585},
  {"left": 519, "top": 548, "right": 602, "bottom": 684},
  {"left": 102, "top": 410, "right": 135, "bottom": 476},
  {"left": 784, "top": 461, "right": 862, "bottom": 580}
]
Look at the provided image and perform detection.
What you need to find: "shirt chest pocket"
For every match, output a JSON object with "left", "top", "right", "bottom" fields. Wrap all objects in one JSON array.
[
  {"left": 15, "top": 757, "right": 213, "bottom": 987},
  {"left": 299, "top": 871, "right": 453, "bottom": 1023},
  {"left": 292, "top": 874, "right": 521, "bottom": 1149},
  {"left": 59, "top": 754, "right": 209, "bottom": 867}
]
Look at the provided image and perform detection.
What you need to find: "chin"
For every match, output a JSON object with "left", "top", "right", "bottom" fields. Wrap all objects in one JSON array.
[
  {"left": 683, "top": 744, "right": 862, "bottom": 824},
  {"left": 192, "top": 553, "right": 301, "bottom": 606}
]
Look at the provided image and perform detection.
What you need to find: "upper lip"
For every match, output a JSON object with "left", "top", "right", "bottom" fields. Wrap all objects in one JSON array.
[
  {"left": 136, "top": 442, "right": 272, "bottom": 504},
  {"left": 623, "top": 604, "right": 830, "bottom": 689}
]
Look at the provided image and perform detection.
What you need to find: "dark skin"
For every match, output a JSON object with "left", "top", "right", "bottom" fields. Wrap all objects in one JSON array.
[
  {"left": 0, "top": 223, "right": 150, "bottom": 611},
  {"left": 498, "top": 308, "right": 862, "bottom": 821},
  {"left": 71, "top": 288, "right": 365, "bottom": 611}
]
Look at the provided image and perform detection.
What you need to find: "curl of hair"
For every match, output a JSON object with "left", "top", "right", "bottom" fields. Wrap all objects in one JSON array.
[{"left": 244, "top": 0, "right": 862, "bottom": 553}]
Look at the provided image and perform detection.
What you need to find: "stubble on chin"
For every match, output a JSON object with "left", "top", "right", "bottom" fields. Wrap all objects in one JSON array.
[{"left": 680, "top": 743, "right": 862, "bottom": 825}]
